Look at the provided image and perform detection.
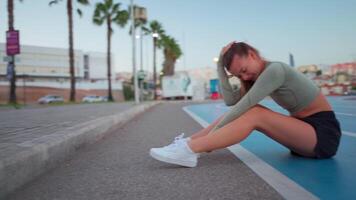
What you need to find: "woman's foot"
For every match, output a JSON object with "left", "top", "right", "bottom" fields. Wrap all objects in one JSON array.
[{"left": 150, "top": 134, "right": 199, "bottom": 167}]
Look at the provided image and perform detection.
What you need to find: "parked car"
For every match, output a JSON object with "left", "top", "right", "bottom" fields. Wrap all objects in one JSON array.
[
  {"left": 38, "top": 95, "right": 64, "bottom": 104},
  {"left": 101, "top": 96, "right": 109, "bottom": 102},
  {"left": 82, "top": 95, "right": 104, "bottom": 103}
]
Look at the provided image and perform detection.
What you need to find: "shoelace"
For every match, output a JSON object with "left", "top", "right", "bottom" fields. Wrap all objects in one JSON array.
[
  {"left": 174, "top": 133, "right": 185, "bottom": 142},
  {"left": 163, "top": 133, "right": 186, "bottom": 149}
]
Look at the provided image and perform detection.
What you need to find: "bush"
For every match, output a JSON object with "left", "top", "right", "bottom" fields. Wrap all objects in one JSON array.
[{"left": 123, "top": 83, "right": 134, "bottom": 101}]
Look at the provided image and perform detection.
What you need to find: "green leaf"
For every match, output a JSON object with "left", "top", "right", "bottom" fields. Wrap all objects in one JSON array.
[
  {"left": 114, "top": 10, "right": 129, "bottom": 27},
  {"left": 77, "top": 9, "right": 82, "bottom": 17},
  {"left": 77, "top": 0, "right": 89, "bottom": 5},
  {"left": 49, "top": 0, "right": 61, "bottom": 6},
  {"left": 112, "top": 4, "right": 119, "bottom": 13},
  {"left": 105, "top": 0, "right": 113, "bottom": 9}
]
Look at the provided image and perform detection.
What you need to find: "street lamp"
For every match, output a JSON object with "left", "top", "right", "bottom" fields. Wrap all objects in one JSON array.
[
  {"left": 152, "top": 33, "right": 159, "bottom": 38},
  {"left": 130, "top": 0, "right": 139, "bottom": 104},
  {"left": 130, "top": 2, "right": 147, "bottom": 104},
  {"left": 152, "top": 32, "right": 159, "bottom": 100}
]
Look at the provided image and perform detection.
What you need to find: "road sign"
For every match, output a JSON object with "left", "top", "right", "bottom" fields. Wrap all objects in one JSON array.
[
  {"left": 6, "top": 30, "right": 20, "bottom": 55},
  {"left": 3, "top": 56, "right": 20, "bottom": 62},
  {"left": 6, "top": 63, "right": 14, "bottom": 80},
  {"left": 138, "top": 70, "right": 146, "bottom": 80}
]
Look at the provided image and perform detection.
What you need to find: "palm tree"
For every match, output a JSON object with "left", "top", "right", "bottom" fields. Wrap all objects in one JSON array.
[
  {"left": 159, "top": 34, "right": 182, "bottom": 76},
  {"left": 93, "top": 0, "right": 129, "bottom": 102},
  {"left": 142, "top": 20, "right": 165, "bottom": 100},
  {"left": 49, "top": 0, "right": 89, "bottom": 102},
  {"left": 7, "top": 0, "right": 23, "bottom": 104}
]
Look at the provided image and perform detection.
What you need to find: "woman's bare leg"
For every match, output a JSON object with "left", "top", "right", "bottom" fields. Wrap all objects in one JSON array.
[
  {"left": 188, "top": 105, "right": 318, "bottom": 157},
  {"left": 189, "top": 115, "right": 224, "bottom": 140}
]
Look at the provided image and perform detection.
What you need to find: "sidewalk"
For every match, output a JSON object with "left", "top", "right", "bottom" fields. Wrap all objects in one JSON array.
[
  {"left": 0, "top": 101, "right": 160, "bottom": 198},
  {"left": 6, "top": 101, "right": 282, "bottom": 200}
]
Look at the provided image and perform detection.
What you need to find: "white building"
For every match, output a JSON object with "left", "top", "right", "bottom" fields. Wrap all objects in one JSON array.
[
  {"left": 84, "top": 51, "right": 115, "bottom": 80},
  {"left": 0, "top": 43, "right": 84, "bottom": 79},
  {"left": 0, "top": 43, "right": 119, "bottom": 89},
  {"left": 0, "top": 43, "right": 123, "bottom": 103}
]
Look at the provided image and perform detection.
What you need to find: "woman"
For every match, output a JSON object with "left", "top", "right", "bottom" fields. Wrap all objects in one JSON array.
[{"left": 150, "top": 41, "right": 342, "bottom": 167}]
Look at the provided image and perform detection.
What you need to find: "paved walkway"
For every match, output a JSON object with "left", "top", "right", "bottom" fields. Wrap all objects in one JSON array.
[
  {"left": 0, "top": 101, "right": 160, "bottom": 198},
  {"left": 0, "top": 102, "right": 135, "bottom": 158},
  {"left": 6, "top": 101, "right": 282, "bottom": 200}
]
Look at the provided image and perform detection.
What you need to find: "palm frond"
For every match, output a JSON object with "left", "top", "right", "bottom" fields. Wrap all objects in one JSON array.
[
  {"left": 49, "top": 0, "right": 62, "bottom": 6},
  {"left": 105, "top": 0, "right": 113, "bottom": 9},
  {"left": 114, "top": 9, "right": 129, "bottom": 28},
  {"left": 77, "top": 9, "right": 82, "bottom": 17},
  {"left": 77, "top": 0, "right": 89, "bottom": 5},
  {"left": 112, "top": 3, "right": 119, "bottom": 13}
]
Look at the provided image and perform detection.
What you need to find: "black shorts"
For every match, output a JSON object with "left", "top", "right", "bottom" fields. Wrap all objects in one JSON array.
[{"left": 291, "top": 111, "right": 342, "bottom": 159}]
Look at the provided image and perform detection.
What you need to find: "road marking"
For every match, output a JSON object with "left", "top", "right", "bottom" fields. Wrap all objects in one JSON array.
[
  {"left": 335, "top": 112, "right": 356, "bottom": 117},
  {"left": 182, "top": 106, "right": 318, "bottom": 200},
  {"left": 342, "top": 131, "right": 356, "bottom": 138}
]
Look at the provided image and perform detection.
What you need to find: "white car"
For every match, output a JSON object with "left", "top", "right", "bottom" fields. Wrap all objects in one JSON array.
[
  {"left": 101, "top": 96, "right": 109, "bottom": 102},
  {"left": 82, "top": 95, "right": 104, "bottom": 103},
  {"left": 38, "top": 95, "right": 64, "bottom": 104}
]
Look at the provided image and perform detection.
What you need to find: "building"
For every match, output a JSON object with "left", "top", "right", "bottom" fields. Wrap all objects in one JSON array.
[
  {"left": 0, "top": 43, "right": 123, "bottom": 103},
  {"left": 296, "top": 64, "right": 321, "bottom": 79},
  {"left": 330, "top": 62, "right": 356, "bottom": 85},
  {"left": 303, "top": 62, "right": 356, "bottom": 96}
]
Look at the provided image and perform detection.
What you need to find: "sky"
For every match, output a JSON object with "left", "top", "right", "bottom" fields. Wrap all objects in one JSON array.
[{"left": 1, "top": 0, "right": 356, "bottom": 73}]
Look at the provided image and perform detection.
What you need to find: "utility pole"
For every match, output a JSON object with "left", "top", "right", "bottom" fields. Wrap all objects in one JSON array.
[
  {"left": 131, "top": 0, "right": 139, "bottom": 104},
  {"left": 7, "top": 0, "right": 20, "bottom": 104},
  {"left": 131, "top": 3, "right": 147, "bottom": 104},
  {"left": 152, "top": 33, "right": 158, "bottom": 100},
  {"left": 140, "top": 27, "right": 144, "bottom": 101}
]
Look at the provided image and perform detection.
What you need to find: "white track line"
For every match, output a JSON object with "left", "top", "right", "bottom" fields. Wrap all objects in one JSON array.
[
  {"left": 335, "top": 112, "right": 356, "bottom": 117},
  {"left": 182, "top": 106, "right": 318, "bottom": 200},
  {"left": 342, "top": 131, "right": 356, "bottom": 138}
]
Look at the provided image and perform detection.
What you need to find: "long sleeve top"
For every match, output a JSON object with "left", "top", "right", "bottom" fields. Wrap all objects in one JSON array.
[{"left": 210, "top": 58, "right": 320, "bottom": 132}]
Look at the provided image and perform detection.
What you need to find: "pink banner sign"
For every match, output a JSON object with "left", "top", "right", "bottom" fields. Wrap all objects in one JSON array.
[{"left": 6, "top": 30, "right": 20, "bottom": 55}]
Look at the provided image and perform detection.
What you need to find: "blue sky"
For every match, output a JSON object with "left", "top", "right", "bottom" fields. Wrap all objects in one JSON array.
[{"left": 1, "top": 0, "right": 356, "bottom": 73}]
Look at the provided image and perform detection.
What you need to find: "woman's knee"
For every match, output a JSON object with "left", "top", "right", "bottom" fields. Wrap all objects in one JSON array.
[{"left": 244, "top": 105, "right": 270, "bottom": 119}]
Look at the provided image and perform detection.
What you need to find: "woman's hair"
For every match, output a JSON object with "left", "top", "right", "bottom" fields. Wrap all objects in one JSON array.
[{"left": 222, "top": 42, "right": 264, "bottom": 94}]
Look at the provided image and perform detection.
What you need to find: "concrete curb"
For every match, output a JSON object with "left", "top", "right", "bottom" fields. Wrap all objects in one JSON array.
[{"left": 0, "top": 101, "right": 161, "bottom": 198}]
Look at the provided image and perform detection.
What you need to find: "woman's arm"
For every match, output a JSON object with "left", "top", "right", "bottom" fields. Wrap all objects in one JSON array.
[
  {"left": 217, "top": 57, "right": 242, "bottom": 106},
  {"left": 210, "top": 63, "right": 286, "bottom": 133}
]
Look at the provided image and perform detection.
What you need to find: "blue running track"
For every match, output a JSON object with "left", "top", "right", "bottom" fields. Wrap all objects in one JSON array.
[{"left": 184, "top": 96, "right": 356, "bottom": 200}]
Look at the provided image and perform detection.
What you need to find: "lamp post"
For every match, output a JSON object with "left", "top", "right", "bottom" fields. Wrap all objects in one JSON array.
[
  {"left": 152, "top": 32, "right": 159, "bottom": 100},
  {"left": 136, "top": 34, "right": 145, "bottom": 101},
  {"left": 131, "top": 2, "right": 147, "bottom": 104},
  {"left": 136, "top": 34, "right": 142, "bottom": 101},
  {"left": 130, "top": 0, "right": 139, "bottom": 104}
]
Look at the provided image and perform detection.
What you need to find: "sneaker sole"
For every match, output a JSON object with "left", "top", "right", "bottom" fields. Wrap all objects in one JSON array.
[{"left": 149, "top": 149, "right": 197, "bottom": 168}]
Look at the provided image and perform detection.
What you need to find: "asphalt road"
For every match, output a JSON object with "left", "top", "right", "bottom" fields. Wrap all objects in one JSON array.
[{"left": 6, "top": 101, "right": 283, "bottom": 200}]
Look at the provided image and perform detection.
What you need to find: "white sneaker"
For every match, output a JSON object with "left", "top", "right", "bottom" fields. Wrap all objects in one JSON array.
[{"left": 150, "top": 133, "right": 199, "bottom": 167}]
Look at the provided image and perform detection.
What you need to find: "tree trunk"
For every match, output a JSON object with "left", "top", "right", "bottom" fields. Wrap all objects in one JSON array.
[
  {"left": 8, "top": 0, "right": 17, "bottom": 104},
  {"left": 67, "top": 0, "right": 76, "bottom": 102},
  {"left": 107, "top": 16, "right": 114, "bottom": 101},
  {"left": 162, "top": 53, "right": 175, "bottom": 76}
]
